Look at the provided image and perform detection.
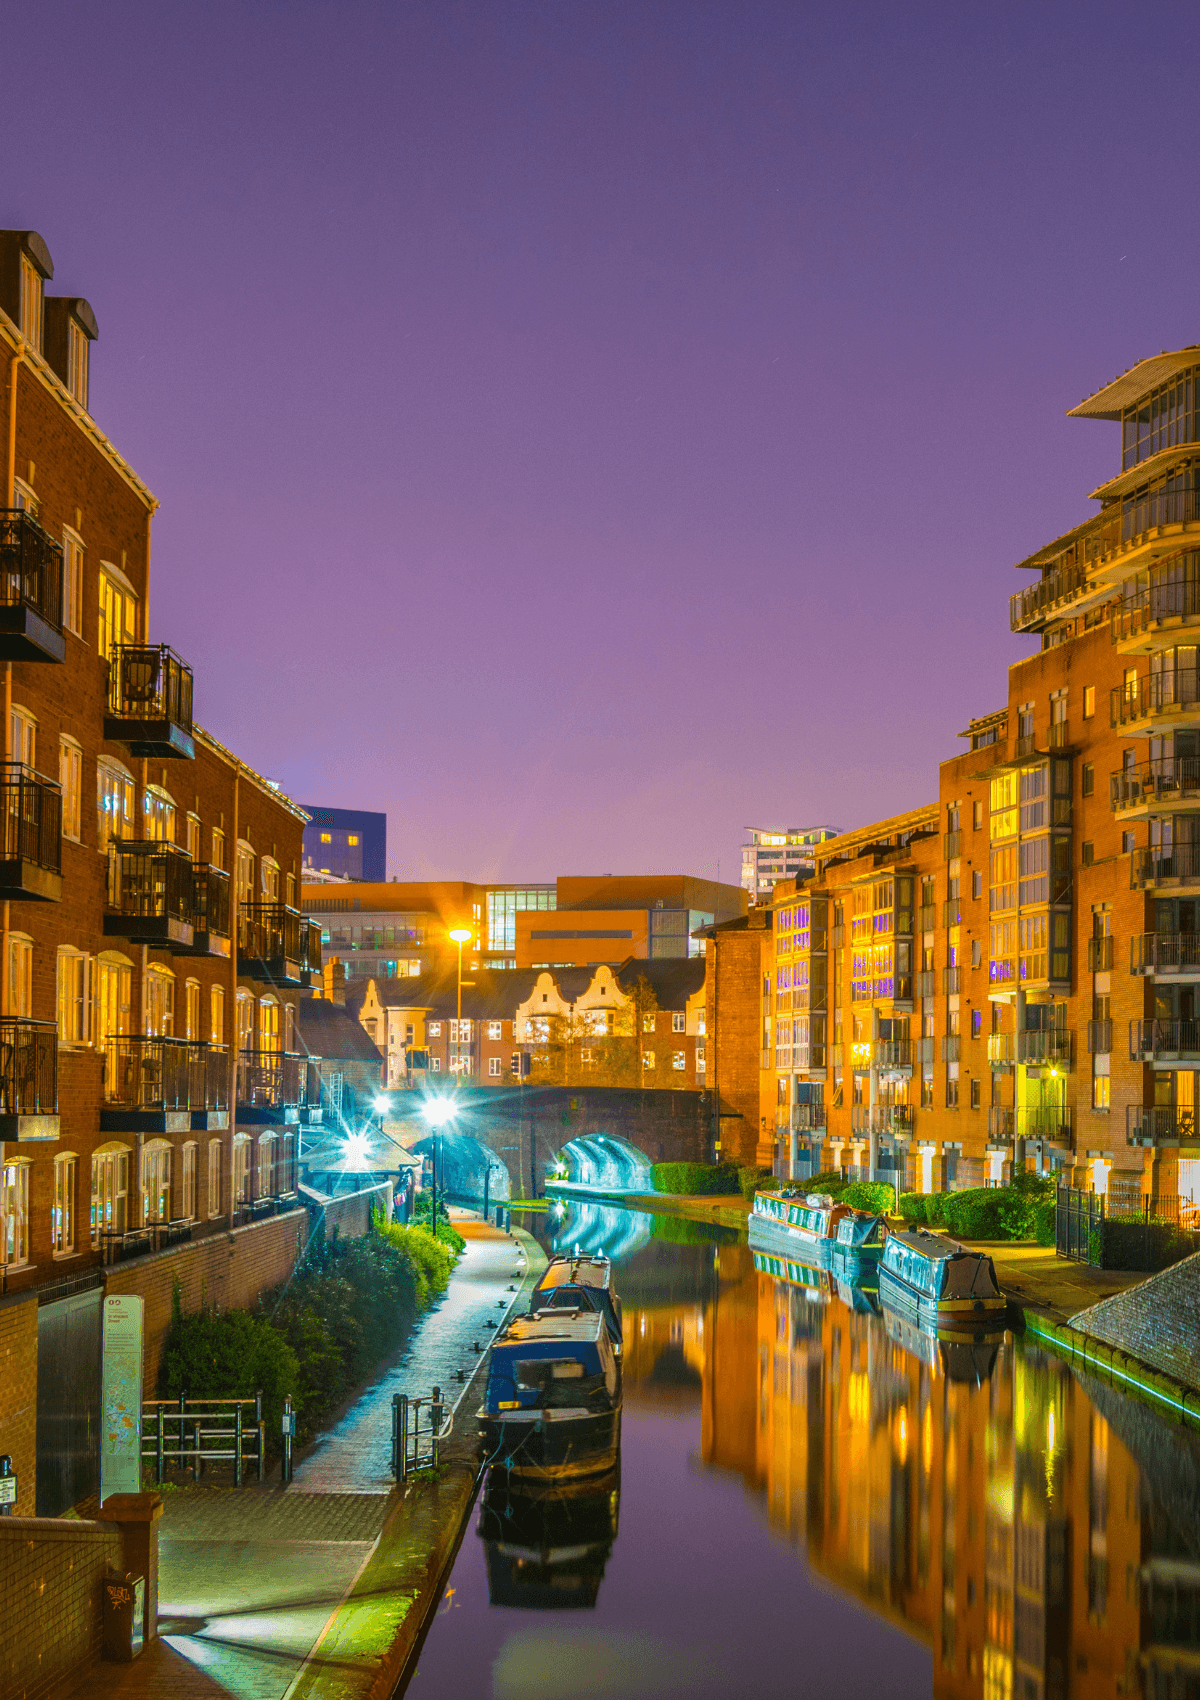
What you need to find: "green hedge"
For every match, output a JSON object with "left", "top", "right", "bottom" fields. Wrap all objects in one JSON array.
[
  {"left": 899, "top": 1192, "right": 926, "bottom": 1224},
  {"left": 839, "top": 1181, "right": 897, "bottom": 1215},
  {"left": 806, "top": 1170, "right": 848, "bottom": 1197},
  {"left": 651, "top": 1161, "right": 740, "bottom": 1195},
  {"left": 897, "top": 1176, "right": 1057, "bottom": 1242},
  {"left": 738, "top": 1166, "right": 776, "bottom": 1201}
]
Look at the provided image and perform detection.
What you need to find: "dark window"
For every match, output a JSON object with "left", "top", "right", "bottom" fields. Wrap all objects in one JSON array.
[
  {"left": 1122, "top": 831, "right": 1135, "bottom": 854},
  {"left": 1082, "top": 841, "right": 1095, "bottom": 867},
  {"left": 1082, "top": 763, "right": 1094, "bottom": 797},
  {"left": 970, "top": 1077, "right": 981, "bottom": 1110}
]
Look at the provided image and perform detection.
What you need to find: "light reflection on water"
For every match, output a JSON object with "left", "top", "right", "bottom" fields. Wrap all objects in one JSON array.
[{"left": 410, "top": 1205, "right": 1200, "bottom": 1699}]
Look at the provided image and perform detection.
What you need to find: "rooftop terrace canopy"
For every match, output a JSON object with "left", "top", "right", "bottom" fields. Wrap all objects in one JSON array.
[{"left": 1069, "top": 347, "right": 1200, "bottom": 420}]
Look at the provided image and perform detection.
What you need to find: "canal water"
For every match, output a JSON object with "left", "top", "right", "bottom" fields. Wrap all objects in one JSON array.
[{"left": 409, "top": 1202, "right": 1200, "bottom": 1699}]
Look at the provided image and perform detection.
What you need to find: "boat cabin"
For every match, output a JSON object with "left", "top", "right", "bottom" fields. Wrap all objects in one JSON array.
[
  {"left": 484, "top": 1312, "right": 619, "bottom": 1418},
  {"left": 880, "top": 1229, "right": 1003, "bottom": 1310},
  {"left": 753, "top": 1190, "right": 848, "bottom": 1240},
  {"left": 529, "top": 1254, "right": 623, "bottom": 1345}
]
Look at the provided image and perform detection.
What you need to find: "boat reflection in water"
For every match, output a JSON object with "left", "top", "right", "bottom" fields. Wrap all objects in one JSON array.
[{"left": 477, "top": 1465, "right": 621, "bottom": 1611}]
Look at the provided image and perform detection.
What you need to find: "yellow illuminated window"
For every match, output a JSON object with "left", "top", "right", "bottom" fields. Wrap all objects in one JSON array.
[
  {"left": 320, "top": 832, "right": 332, "bottom": 843},
  {"left": 348, "top": 834, "right": 359, "bottom": 846}
]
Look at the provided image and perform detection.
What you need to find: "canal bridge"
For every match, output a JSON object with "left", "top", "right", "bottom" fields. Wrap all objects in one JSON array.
[{"left": 389, "top": 1084, "right": 718, "bottom": 1201}]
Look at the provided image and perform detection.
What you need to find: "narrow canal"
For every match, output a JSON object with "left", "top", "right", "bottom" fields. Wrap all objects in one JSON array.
[{"left": 409, "top": 1202, "right": 1200, "bottom": 1699}]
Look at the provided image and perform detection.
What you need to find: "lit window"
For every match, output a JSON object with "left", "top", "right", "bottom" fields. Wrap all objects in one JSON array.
[
  {"left": 207, "top": 1140, "right": 222, "bottom": 1217},
  {"left": 91, "top": 1146, "right": 129, "bottom": 1245},
  {"left": 2, "top": 1160, "right": 30, "bottom": 1266},
  {"left": 97, "top": 567, "right": 137, "bottom": 661},
  {"left": 57, "top": 948, "right": 93, "bottom": 1046},
  {"left": 144, "top": 966, "right": 175, "bottom": 1037},
  {"left": 672, "top": 1052, "right": 686, "bottom": 1070},
  {"left": 488, "top": 1057, "right": 502, "bottom": 1076},
  {"left": 348, "top": 834, "right": 359, "bottom": 846},
  {"left": 643, "top": 1014, "right": 656, "bottom": 1033},
  {"left": 487, "top": 1021, "right": 502, "bottom": 1040},
  {"left": 19, "top": 253, "right": 43, "bottom": 351},
  {"left": 62, "top": 530, "right": 84, "bottom": 638},
  {"left": 233, "top": 1137, "right": 251, "bottom": 1206},
  {"left": 672, "top": 1013, "right": 685, "bottom": 1033},
  {"left": 141, "top": 1140, "right": 172, "bottom": 1224},
  {"left": 211, "top": 827, "right": 225, "bottom": 871},
  {"left": 8, "top": 936, "right": 31, "bottom": 1019},
  {"left": 67, "top": 318, "right": 90, "bottom": 409},
  {"left": 143, "top": 786, "right": 176, "bottom": 844},
  {"left": 185, "top": 979, "right": 201, "bottom": 1042},
  {"left": 59, "top": 737, "right": 82, "bottom": 840},
  {"left": 1083, "top": 685, "right": 1096, "bottom": 719},
  {"left": 52, "top": 1154, "right": 76, "bottom": 1254},
  {"left": 429, "top": 1022, "right": 441, "bottom": 1037},
  {"left": 643, "top": 1051, "right": 656, "bottom": 1069},
  {"left": 210, "top": 984, "right": 225, "bottom": 1045},
  {"left": 431, "top": 1056, "right": 442, "bottom": 1072},
  {"left": 320, "top": 832, "right": 332, "bottom": 844},
  {"left": 11, "top": 704, "right": 35, "bottom": 768},
  {"left": 182, "top": 1143, "right": 198, "bottom": 1221},
  {"left": 97, "top": 760, "right": 134, "bottom": 853},
  {"left": 186, "top": 814, "right": 201, "bottom": 861}
]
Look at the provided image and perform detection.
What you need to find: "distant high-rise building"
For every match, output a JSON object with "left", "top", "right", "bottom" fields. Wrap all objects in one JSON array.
[
  {"left": 301, "top": 805, "right": 386, "bottom": 882},
  {"left": 741, "top": 826, "right": 840, "bottom": 903}
]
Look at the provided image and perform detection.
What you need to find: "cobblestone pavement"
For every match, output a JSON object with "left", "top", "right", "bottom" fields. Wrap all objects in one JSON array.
[
  {"left": 89, "top": 1212, "right": 546, "bottom": 1700},
  {"left": 291, "top": 1213, "right": 538, "bottom": 1493}
]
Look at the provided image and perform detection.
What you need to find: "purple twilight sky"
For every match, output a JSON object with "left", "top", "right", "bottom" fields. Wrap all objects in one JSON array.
[{"left": 4, "top": 1, "right": 1199, "bottom": 882}]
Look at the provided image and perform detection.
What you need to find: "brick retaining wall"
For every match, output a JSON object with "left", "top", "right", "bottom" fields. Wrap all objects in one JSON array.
[
  {"left": 0, "top": 1515, "right": 121, "bottom": 1700},
  {"left": 1068, "top": 1248, "right": 1200, "bottom": 1392},
  {"left": 0, "top": 1291, "right": 38, "bottom": 1518},
  {"left": 314, "top": 1182, "right": 392, "bottom": 1242},
  {"left": 105, "top": 1210, "right": 307, "bottom": 1391}
]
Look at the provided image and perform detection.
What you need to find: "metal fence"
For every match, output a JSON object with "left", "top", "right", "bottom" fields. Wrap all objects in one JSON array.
[
  {"left": 391, "top": 1389, "right": 453, "bottom": 1481},
  {"left": 1056, "top": 1186, "right": 1104, "bottom": 1263},
  {"left": 1056, "top": 1186, "right": 1200, "bottom": 1270},
  {"left": 143, "top": 1391, "right": 266, "bottom": 1486}
]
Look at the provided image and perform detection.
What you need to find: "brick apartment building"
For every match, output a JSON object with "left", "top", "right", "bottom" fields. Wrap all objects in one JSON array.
[
  {"left": 717, "top": 343, "right": 1200, "bottom": 1207},
  {"left": 0, "top": 228, "right": 325, "bottom": 1514},
  {"left": 349, "top": 958, "right": 707, "bottom": 1092}
]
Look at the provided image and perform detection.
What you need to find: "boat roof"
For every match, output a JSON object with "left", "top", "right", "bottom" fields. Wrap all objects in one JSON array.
[
  {"left": 498, "top": 1311, "right": 606, "bottom": 1346},
  {"left": 887, "top": 1229, "right": 971, "bottom": 1263},
  {"left": 534, "top": 1255, "right": 613, "bottom": 1293}
]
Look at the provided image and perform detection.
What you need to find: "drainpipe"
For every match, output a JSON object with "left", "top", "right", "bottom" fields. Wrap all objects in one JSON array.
[
  {"left": 1014, "top": 986, "right": 1027, "bottom": 1175},
  {"left": 228, "top": 769, "right": 239, "bottom": 1229},
  {"left": 3, "top": 333, "right": 24, "bottom": 1026},
  {"left": 868, "top": 1007, "right": 880, "bottom": 1180}
]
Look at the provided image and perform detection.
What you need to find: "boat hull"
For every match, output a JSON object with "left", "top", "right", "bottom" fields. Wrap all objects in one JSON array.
[
  {"left": 480, "top": 1406, "right": 622, "bottom": 1481},
  {"left": 878, "top": 1263, "right": 1007, "bottom": 1335},
  {"left": 748, "top": 1213, "right": 833, "bottom": 1269}
]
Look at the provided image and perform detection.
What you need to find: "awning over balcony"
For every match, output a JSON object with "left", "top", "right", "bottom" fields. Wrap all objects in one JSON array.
[
  {"left": 1069, "top": 347, "right": 1200, "bottom": 419},
  {"left": 1089, "top": 442, "right": 1199, "bottom": 502}
]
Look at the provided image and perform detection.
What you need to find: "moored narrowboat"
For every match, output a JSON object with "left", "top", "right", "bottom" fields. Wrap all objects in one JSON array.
[
  {"left": 829, "top": 1207, "right": 887, "bottom": 1282},
  {"left": 529, "top": 1254, "right": 623, "bottom": 1350},
  {"left": 878, "top": 1228, "right": 1005, "bottom": 1333},
  {"left": 748, "top": 1190, "right": 848, "bottom": 1269},
  {"left": 480, "top": 1311, "right": 621, "bottom": 1481}
]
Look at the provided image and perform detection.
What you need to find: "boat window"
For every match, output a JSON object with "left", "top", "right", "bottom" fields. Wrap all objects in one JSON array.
[{"left": 516, "top": 1358, "right": 586, "bottom": 1387}]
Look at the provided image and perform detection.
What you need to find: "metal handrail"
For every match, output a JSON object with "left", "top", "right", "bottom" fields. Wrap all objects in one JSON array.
[
  {"left": 1127, "top": 1104, "right": 1200, "bottom": 1146},
  {"left": 0, "top": 1018, "right": 57, "bottom": 1114},
  {"left": 392, "top": 1389, "right": 453, "bottom": 1481},
  {"left": 0, "top": 509, "right": 64, "bottom": 629},
  {"left": 0, "top": 763, "right": 61, "bottom": 871},
  {"left": 1130, "top": 1019, "right": 1200, "bottom": 1057},
  {"left": 106, "top": 644, "right": 194, "bottom": 732},
  {"left": 1132, "top": 845, "right": 1200, "bottom": 889},
  {"left": 1110, "top": 755, "right": 1200, "bottom": 812},
  {"left": 143, "top": 1390, "right": 265, "bottom": 1486},
  {"left": 191, "top": 863, "right": 230, "bottom": 936},
  {"left": 1132, "top": 931, "right": 1200, "bottom": 974},
  {"left": 239, "top": 901, "right": 302, "bottom": 963},
  {"left": 1016, "top": 1029, "right": 1072, "bottom": 1065},
  {"left": 236, "top": 1049, "right": 306, "bottom": 1108},
  {"left": 107, "top": 839, "right": 195, "bottom": 921}
]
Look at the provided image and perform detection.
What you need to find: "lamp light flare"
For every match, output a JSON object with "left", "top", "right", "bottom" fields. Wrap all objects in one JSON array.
[
  {"left": 448, "top": 927, "right": 473, "bottom": 944},
  {"left": 423, "top": 1098, "right": 456, "bottom": 1128},
  {"left": 373, "top": 1095, "right": 391, "bottom": 1114},
  {"left": 345, "top": 1130, "right": 371, "bottom": 1166}
]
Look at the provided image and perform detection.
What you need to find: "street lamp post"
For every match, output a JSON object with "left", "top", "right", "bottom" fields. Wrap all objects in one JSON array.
[
  {"left": 422, "top": 1097, "right": 456, "bottom": 1238},
  {"left": 448, "top": 925, "right": 473, "bottom": 1076}
]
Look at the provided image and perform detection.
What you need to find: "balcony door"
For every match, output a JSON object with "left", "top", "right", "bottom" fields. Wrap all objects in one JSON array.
[
  {"left": 259, "top": 997, "right": 280, "bottom": 1057},
  {"left": 141, "top": 1140, "right": 172, "bottom": 1225}
]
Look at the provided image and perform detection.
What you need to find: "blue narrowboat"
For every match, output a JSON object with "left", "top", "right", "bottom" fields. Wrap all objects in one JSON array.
[
  {"left": 878, "top": 1228, "right": 1005, "bottom": 1333},
  {"left": 480, "top": 1311, "right": 621, "bottom": 1481},
  {"left": 748, "top": 1190, "right": 848, "bottom": 1270},
  {"left": 829, "top": 1207, "right": 887, "bottom": 1282}
]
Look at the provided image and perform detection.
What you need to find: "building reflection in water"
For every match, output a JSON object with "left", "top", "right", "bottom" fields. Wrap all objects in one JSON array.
[{"left": 697, "top": 1244, "right": 1200, "bottom": 1700}]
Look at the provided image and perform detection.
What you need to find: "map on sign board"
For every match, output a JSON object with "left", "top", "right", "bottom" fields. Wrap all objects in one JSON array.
[
  {"left": 101, "top": 1294, "right": 144, "bottom": 1501},
  {"left": 0, "top": 1475, "right": 16, "bottom": 1506}
]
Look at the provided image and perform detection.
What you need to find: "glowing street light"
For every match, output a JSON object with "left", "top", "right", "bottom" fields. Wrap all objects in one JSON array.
[{"left": 422, "top": 1096, "right": 457, "bottom": 1228}]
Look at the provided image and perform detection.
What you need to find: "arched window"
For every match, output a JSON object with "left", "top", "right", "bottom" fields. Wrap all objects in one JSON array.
[
  {"left": 184, "top": 978, "right": 201, "bottom": 1041},
  {"left": 207, "top": 1139, "right": 222, "bottom": 1219},
  {"left": 236, "top": 989, "right": 253, "bottom": 1052},
  {"left": 2, "top": 1157, "right": 31, "bottom": 1267},
  {"left": 235, "top": 841, "right": 255, "bottom": 907},
  {"left": 90, "top": 1143, "right": 131, "bottom": 1246},
  {"left": 261, "top": 857, "right": 280, "bottom": 902},
  {"left": 144, "top": 965, "right": 175, "bottom": 1037},
  {"left": 52, "top": 1152, "right": 77, "bottom": 1254},
  {"left": 232, "top": 1135, "right": 251, "bottom": 1208},
  {"left": 97, "top": 757, "right": 135, "bottom": 853},
  {"left": 257, "top": 1133, "right": 276, "bottom": 1200},
  {"left": 259, "top": 996, "right": 280, "bottom": 1056},
  {"left": 141, "top": 1139, "right": 172, "bottom": 1224},
  {"left": 143, "top": 785, "right": 176, "bottom": 844},
  {"left": 211, "top": 984, "right": 226, "bottom": 1046}
]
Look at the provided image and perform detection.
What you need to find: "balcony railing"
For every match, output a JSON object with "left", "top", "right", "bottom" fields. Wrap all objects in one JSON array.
[
  {"left": 1127, "top": 1105, "right": 1200, "bottom": 1147},
  {"left": 1087, "top": 935, "right": 1114, "bottom": 971},
  {"left": 942, "top": 965, "right": 961, "bottom": 994},
  {"left": 105, "top": 841, "right": 195, "bottom": 947},
  {"left": 1130, "top": 1019, "right": 1200, "bottom": 1060},
  {"left": 1112, "top": 569, "right": 1200, "bottom": 646},
  {"left": 100, "top": 1038, "right": 229, "bottom": 1130},
  {"left": 1086, "top": 1020, "right": 1113, "bottom": 1053},
  {"left": 916, "top": 904, "right": 936, "bottom": 932},
  {"left": 1047, "top": 721, "right": 1070, "bottom": 750},
  {"left": 236, "top": 1050, "right": 306, "bottom": 1116},
  {"left": 915, "top": 971, "right": 935, "bottom": 999},
  {"left": 1112, "top": 667, "right": 1200, "bottom": 729},
  {"left": 178, "top": 863, "right": 231, "bottom": 957},
  {"left": 1009, "top": 559, "right": 1091, "bottom": 634},
  {"left": 1016, "top": 1029, "right": 1073, "bottom": 1067},
  {"left": 104, "top": 644, "right": 195, "bottom": 759},
  {"left": 987, "top": 1107, "right": 1014, "bottom": 1142},
  {"left": 1111, "top": 756, "right": 1200, "bottom": 814},
  {"left": 1131, "top": 845, "right": 1200, "bottom": 890},
  {"left": 0, "top": 1018, "right": 57, "bottom": 1134},
  {"left": 0, "top": 763, "right": 62, "bottom": 901},
  {"left": 943, "top": 899, "right": 962, "bottom": 926},
  {"left": 987, "top": 1033, "right": 1015, "bottom": 1068},
  {"left": 1015, "top": 732, "right": 1038, "bottom": 759},
  {"left": 943, "top": 830, "right": 962, "bottom": 861},
  {"left": 916, "top": 1036, "right": 935, "bottom": 1065},
  {"left": 0, "top": 509, "right": 64, "bottom": 662},
  {"left": 239, "top": 903, "right": 304, "bottom": 985},
  {"left": 851, "top": 1105, "right": 914, "bottom": 1138},
  {"left": 792, "top": 1101, "right": 826, "bottom": 1132},
  {"left": 1017, "top": 1106, "right": 1073, "bottom": 1143},
  {"left": 874, "top": 1040, "right": 912, "bottom": 1068},
  {"left": 942, "top": 1034, "right": 960, "bottom": 1062},
  {"left": 1122, "top": 481, "right": 1200, "bottom": 543},
  {"left": 1131, "top": 932, "right": 1200, "bottom": 976},
  {"left": 300, "top": 916, "right": 323, "bottom": 983},
  {"left": 831, "top": 924, "right": 844, "bottom": 949}
]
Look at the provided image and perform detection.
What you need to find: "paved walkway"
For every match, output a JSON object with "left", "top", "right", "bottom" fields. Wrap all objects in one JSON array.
[
  {"left": 968, "top": 1240, "right": 1146, "bottom": 1326},
  {"left": 90, "top": 1211, "right": 544, "bottom": 1700}
]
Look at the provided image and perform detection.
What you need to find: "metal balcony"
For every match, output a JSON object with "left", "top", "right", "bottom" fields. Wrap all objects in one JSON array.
[
  {"left": 1087, "top": 936, "right": 1114, "bottom": 971},
  {"left": 299, "top": 916, "right": 323, "bottom": 987},
  {"left": 943, "top": 829, "right": 962, "bottom": 861},
  {"left": 238, "top": 903, "right": 303, "bottom": 986},
  {"left": 1131, "top": 844, "right": 1200, "bottom": 891},
  {"left": 100, "top": 1038, "right": 228, "bottom": 1133},
  {"left": 916, "top": 905, "right": 936, "bottom": 932},
  {"left": 236, "top": 1050, "right": 306, "bottom": 1124},
  {"left": 1127, "top": 1104, "right": 1200, "bottom": 1148},
  {"left": 1017, "top": 1106, "right": 1073, "bottom": 1145},
  {"left": 0, "top": 764, "right": 61, "bottom": 901},
  {"left": 1016, "top": 1029, "right": 1073, "bottom": 1068},
  {"left": 0, "top": 510, "right": 65, "bottom": 662},
  {"left": 941, "top": 1034, "right": 961, "bottom": 1062},
  {"left": 791, "top": 1101, "right": 826, "bottom": 1132},
  {"left": 987, "top": 1033, "right": 1015, "bottom": 1069},
  {"left": 1129, "top": 1019, "right": 1200, "bottom": 1063},
  {"left": 986, "top": 1107, "right": 1014, "bottom": 1144},
  {"left": 874, "top": 1040, "right": 912, "bottom": 1070},
  {"left": 943, "top": 899, "right": 962, "bottom": 926},
  {"left": 1086, "top": 1019, "right": 1113, "bottom": 1053},
  {"left": 1112, "top": 667, "right": 1200, "bottom": 736},
  {"left": 851, "top": 1104, "right": 914, "bottom": 1138},
  {"left": 914, "top": 970, "right": 935, "bottom": 999},
  {"left": 173, "top": 864, "right": 230, "bottom": 959},
  {"left": 0, "top": 1019, "right": 58, "bottom": 1140},
  {"left": 104, "top": 644, "right": 195, "bottom": 759},
  {"left": 1047, "top": 721, "right": 1070, "bottom": 751},
  {"left": 1111, "top": 756, "right": 1200, "bottom": 817},
  {"left": 1131, "top": 932, "right": 1200, "bottom": 978},
  {"left": 943, "top": 965, "right": 961, "bottom": 994},
  {"left": 104, "top": 841, "right": 194, "bottom": 947}
]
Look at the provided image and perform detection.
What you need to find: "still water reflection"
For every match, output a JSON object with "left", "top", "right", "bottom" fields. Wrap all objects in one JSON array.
[{"left": 410, "top": 1203, "right": 1200, "bottom": 1699}]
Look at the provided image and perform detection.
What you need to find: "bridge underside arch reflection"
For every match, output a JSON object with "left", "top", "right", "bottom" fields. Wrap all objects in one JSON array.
[{"left": 548, "top": 1200, "right": 653, "bottom": 1261}]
